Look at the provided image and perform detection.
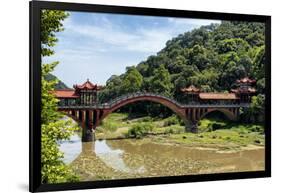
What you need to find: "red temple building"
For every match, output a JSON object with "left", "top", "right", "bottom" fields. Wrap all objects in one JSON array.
[
  {"left": 180, "top": 85, "right": 239, "bottom": 104},
  {"left": 54, "top": 77, "right": 256, "bottom": 106},
  {"left": 231, "top": 77, "right": 256, "bottom": 103},
  {"left": 54, "top": 79, "right": 103, "bottom": 106},
  {"left": 180, "top": 77, "right": 256, "bottom": 104}
]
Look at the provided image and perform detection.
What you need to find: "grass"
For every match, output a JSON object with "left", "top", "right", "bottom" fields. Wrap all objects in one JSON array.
[
  {"left": 95, "top": 113, "right": 265, "bottom": 150},
  {"left": 96, "top": 113, "right": 185, "bottom": 139},
  {"left": 169, "top": 120, "right": 264, "bottom": 149}
]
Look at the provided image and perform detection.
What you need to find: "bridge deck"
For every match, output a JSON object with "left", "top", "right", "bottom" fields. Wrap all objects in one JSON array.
[
  {"left": 57, "top": 92, "right": 250, "bottom": 109},
  {"left": 58, "top": 104, "right": 249, "bottom": 109}
]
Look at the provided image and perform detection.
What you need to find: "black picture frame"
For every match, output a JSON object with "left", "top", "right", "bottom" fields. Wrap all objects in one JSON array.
[{"left": 29, "top": 1, "right": 271, "bottom": 192}]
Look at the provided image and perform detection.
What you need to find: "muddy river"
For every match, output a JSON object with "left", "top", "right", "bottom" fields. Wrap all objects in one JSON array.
[{"left": 59, "top": 134, "right": 264, "bottom": 181}]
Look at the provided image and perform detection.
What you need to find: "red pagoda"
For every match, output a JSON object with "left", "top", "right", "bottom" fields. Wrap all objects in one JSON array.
[
  {"left": 231, "top": 77, "right": 256, "bottom": 103},
  {"left": 181, "top": 85, "right": 201, "bottom": 102},
  {"left": 54, "top": 79, "right": 103, "bottom": 106},
  {"left": 181, "top": 77, "right": 256, "bottom": 104}
]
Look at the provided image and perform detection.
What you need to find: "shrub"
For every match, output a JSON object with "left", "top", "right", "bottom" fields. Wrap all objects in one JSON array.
[
  {"left": 101, "top": 121, "right": 118, "bottom": 132},
  {"left": 250, "top": 125, "right": 264, "bottom": 133},
  {"left": 163, "top": 125, "right": 185, "bottom": 134},
  {"left": 127, "top": 123, "right": 153, "bottom": 138},
  {"left": 164, "top": 127, "right": 174, "bottom": 134},
  {"left": 141, "top": 117, "right": 153, "bottom": 122},
  {"left": 163, "top": 115, "right": 180, "bottom": 126},
  {"left": 254, "top": 139, "right": 261, "bottom": 144},
  {"left": 212, "top": 123, "right": 224, "bottom": 130}
]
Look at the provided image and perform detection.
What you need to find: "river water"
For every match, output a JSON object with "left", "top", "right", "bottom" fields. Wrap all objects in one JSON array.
[{"left": 59, "top": 134, "right": 265, "bottom": 181}]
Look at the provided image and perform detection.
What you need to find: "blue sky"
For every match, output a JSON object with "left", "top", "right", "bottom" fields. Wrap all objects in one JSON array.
[{"left": 43, "top": 11, "right": 220, "bottom": 87}]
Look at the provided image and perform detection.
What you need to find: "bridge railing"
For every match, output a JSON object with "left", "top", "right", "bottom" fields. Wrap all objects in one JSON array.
[
  {"left": 103, "top": 92, "right": 184, "bottom": 108},
  {"left": 57, "top": 92, "right": 250, "bottom": 109}
]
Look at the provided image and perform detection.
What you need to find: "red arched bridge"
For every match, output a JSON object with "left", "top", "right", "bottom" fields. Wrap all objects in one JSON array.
[
  {"left": 54, "top": 78, "right": 256, "bottom": 141},
  {"left": 57, "top": 92, "right": 248, "bottom": 142}
]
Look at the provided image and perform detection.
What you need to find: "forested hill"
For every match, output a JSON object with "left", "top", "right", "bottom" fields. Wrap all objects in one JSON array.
[
  {"left": 99, "top": 21, "right": 265, "bottom": 104},
  {"left": 45, "top": 73, "right": 70, "bottom": 89}
]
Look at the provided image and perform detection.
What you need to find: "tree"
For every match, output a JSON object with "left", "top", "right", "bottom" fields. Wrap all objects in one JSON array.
[
  {"left": 41, "top": 10, "right": 79, "bottom": 183},
  {"left": 121, "top": 66, "right": 143, "bottom": 94},
  {"left": 41, "top": 63, "right": 79, "bottom": 183},
  {"left": 241, "top": 94, "right": 265, "bottom": 123},
  {"left": 168, "top": 55, "right": 186, "bottom": 74},
  {"left": 41, "top": 10, "right": 69, "bottom": 56},
  {"left": 252, "top": 46, "right": 265, "bottom": 80},
  {"left": 216, "top": 38, "right": 250, "bottom": 54},
  {"left": 100, "top": 21, "right": 266, "bottom": 121},
  {"left": 149, "top": 64, "right": 173, "bottom": 97}
]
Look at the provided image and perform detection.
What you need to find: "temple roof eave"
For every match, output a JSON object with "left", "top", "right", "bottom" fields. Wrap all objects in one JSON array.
[
  {"left": 236, "top": 77, "right": 256, "bottom": 84},
  {"left": 53, "top": 90, "right": 79, "bottom": 98},
  {"left": 181, "top": 85, "right": 200, "bottom": 93},
  {"left": 199, "top": 93, "right": 239, "bottom": 100},
  {"left": 73, "top": 79, "right": 103, "bottom": 91}
]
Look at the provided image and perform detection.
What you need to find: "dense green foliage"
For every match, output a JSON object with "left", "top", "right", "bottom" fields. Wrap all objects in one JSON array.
[
  {"left": 41, "top": 10, "right": 79, "bottom": 183},
  {"left": 99, "top": 21, "right": 266, "bottom": 123},
  {"left": 127, "top": 122, "right": 154, "bottom": 138},
  {"left": 45, "top": 73, "right": 69, "bottom": 89}
]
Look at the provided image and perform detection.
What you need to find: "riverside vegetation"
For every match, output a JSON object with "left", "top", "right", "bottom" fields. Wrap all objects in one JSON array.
[{"left": 96, "top": 112, "right": 264, "bottom": 151}]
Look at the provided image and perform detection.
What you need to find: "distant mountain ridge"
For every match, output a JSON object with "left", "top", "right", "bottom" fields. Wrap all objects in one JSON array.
[{"left": 45, "top": 73, "right": 70, "bottom": 90}]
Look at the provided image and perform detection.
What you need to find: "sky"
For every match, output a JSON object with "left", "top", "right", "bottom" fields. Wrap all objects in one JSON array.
[{"left": 43, "top": 11, "right": 221, "bottom": 87}]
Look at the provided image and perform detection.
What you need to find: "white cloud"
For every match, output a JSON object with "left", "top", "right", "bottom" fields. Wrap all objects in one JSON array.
[
  {"left": 62, "top": 15, "right": 217, "bottom": 53},
  {"left": 168, "top": 18, "right": 220, "bottom": 27},
  {"left": 49, "top": 13, "right": 221, "bottom": 85}
]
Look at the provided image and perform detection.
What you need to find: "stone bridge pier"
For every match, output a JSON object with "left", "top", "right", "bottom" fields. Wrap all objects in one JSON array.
[{"left": 184, "top": 107, "right": 239, "bottom": 133}]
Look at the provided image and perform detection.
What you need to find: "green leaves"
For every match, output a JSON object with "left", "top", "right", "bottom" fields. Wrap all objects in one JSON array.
[
  {"left": 99, "top": 21, "right": 266, "bottom": 124},
  {"left": 149, "top": 64, "right": 173, "bottom": 97},
  {"left": 240, "top": 94, "right": 265, "bottom": 123},
  {"left": 41, "top": 10, "right": 79, "bottom": 184},
  {"left": 127, "top": 122, "right": 154, "bottom": 138},
  {"left": 41, "top": 10, "right": 69, "bottom": 57},
  {"left": 121, "top": 66, "right": 143, "bottom": 94},
  {"left": 41, "top": 63, "right": 80, "bottom": 183}
]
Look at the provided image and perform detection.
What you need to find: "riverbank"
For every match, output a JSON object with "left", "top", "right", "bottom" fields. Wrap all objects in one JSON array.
[
  {"left": 60, "top": 136, "right": 265, "bottom": 181},
  {"left": 95, "top": 113, "right": 265, "bottom": 152}
]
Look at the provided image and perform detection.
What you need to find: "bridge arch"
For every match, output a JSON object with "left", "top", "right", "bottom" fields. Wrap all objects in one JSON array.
[
  {"left": 199, "top": 108, "right": 237, "bottom": 121},
  {"left": 57, "top": 93, "right": 241, "bottom": 142},
  {"left": 63, "top": 111, "right": 89, "bottom": 131},
  {"left": 101, "top": 95, "right": 187, "bottom": 124}
]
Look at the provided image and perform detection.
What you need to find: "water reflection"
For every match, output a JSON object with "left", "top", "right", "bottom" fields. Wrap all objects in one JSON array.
[{"left": 59, "top": 133, "right": 265, "bottom": 181}]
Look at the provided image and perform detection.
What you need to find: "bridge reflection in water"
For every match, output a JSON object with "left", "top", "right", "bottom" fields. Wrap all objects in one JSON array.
[{"left": 59, "top": 134, "right": 265, "bottom": 181}]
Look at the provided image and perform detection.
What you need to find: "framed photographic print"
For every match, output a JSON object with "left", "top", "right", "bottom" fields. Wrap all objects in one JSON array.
[{"left": 30, "top": 0, "right": 271, "bottom": 192}]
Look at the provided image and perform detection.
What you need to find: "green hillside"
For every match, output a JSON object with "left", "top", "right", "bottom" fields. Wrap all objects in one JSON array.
[
  {"left": 98, "top": 21, "right": 265, "bottom": 123},
  {"left": 45, "top": 73, "right": 70, "bottom": 89}
]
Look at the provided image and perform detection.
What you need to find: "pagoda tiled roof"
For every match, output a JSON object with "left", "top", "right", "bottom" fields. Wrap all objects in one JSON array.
[
  {"left": 53, "top": 89, "right": 79, "bottom": 98},
  {"left": 181, "top": 85, "right": 200, "bottom": 93},
  {"left": 199, "top": 93, "right": 239, "bottom": 100},
  {"left": 231, "top": 87, "right": 256, "bottom": 94},
  {"left": 236, "top": 77, "right": 256, "bottom": 84},
  {"left": 73, "top": 79, "right": 103, "bottom": 91}
]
